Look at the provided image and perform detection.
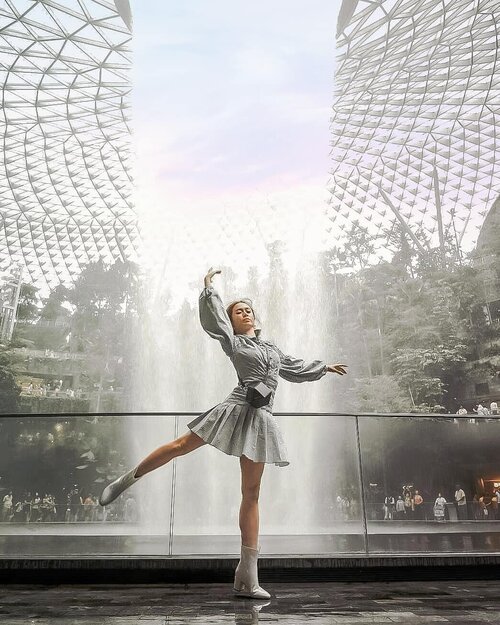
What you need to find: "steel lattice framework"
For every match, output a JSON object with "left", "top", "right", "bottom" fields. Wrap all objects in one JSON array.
[
  {"left": 0, "top": 0, "right": 138, "bottom": 288},
  {"left": 329, "top": 0, "right": 500, "bottom": 256}
]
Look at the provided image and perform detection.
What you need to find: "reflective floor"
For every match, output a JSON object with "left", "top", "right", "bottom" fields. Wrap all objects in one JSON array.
[{"left": 2, "top": 580, "right": 500, "bottom": 623}]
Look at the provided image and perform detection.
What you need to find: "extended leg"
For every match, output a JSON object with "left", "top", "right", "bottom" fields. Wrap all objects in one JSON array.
[
  {"left": 135, "top": 431, "right": 206, "bottom": 477},
  {"left": 99, "top": 431, "right": 206, "bottom": 506}
]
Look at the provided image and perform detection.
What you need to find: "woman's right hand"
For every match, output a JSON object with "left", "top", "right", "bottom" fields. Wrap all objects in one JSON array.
[{"left": 204, "top": 267, "right": 221, "bottom": 288}]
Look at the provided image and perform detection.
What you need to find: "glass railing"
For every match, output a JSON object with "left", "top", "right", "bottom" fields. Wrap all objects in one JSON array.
[{"left": 1, "top": 412, "right": 499, "bottom": 557}]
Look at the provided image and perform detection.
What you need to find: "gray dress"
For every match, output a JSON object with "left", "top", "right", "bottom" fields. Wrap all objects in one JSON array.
[{"left": 187, "top": 286, "right": 328, "bottom": 466}]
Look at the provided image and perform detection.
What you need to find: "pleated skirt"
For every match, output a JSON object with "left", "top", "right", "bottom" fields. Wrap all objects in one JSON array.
[{"left": 187, "top": 401, "right": 289, "bottom": 467}]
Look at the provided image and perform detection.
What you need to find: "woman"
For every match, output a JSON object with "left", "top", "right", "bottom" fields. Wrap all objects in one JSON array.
[
  {"left": 99, "top": 268, "right": 347, "bottom": 598},
  {"left": 433, "top": 493, "right": 447, "bottom": 522}
]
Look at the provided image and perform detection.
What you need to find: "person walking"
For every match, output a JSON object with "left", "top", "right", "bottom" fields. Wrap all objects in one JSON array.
[{"left": 99, "top": 268, "right": 347, "bottom": 599}]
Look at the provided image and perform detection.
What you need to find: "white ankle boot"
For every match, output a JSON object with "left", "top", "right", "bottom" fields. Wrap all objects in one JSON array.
[
  {"left": 233, "top": 545, "right": 271, "bottom": 599},
  {"left": 99, "top": 466, "right": 141, "bottom": 506}
]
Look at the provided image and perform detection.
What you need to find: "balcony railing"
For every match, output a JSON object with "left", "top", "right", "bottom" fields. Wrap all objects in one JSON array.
[
  {"left": 0, "top": 411, "right": 499, "bottom": 557},
  {"left": 12, "top": 348, "right": 86, "bottom": 360}
]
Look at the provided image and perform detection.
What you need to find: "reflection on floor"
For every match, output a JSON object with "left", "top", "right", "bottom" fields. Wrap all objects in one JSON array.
[{"left": 2, "top": 580, "right": 500, "bottom": 623}]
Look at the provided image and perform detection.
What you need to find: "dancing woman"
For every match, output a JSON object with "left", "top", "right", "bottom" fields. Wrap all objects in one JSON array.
[{"left": 99, "top": 268, "right": 347, "bottom": 598}]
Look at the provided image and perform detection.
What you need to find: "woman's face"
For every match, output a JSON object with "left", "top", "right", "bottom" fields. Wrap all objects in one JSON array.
[{"left": 230, "top": 302, "right": 255, "bottom": 335}]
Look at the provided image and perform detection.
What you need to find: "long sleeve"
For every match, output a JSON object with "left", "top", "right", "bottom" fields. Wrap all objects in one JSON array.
[
  {"left": 199, "top": 285, "right": 235, "bottom": 356},
  {"left": 275, "top": 346, "right": 328, "bottom": 383}
]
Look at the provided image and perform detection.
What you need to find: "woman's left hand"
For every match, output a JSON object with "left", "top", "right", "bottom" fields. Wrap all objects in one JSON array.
[{"left": 326, "top": 364, "right": 348, "bottom": 375}]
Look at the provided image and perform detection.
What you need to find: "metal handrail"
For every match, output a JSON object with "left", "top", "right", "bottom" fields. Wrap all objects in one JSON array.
[
  {"left": 0, "top": 411, "right": 494, "bottom": 419},
  {"left": 1, "top": 409, "right": 498, "bottom": 558}
]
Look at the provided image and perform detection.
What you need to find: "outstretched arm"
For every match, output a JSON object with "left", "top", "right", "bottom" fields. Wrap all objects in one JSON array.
[
  {"left": 276, "top": 346, "right": 348, "bottom": 383},
  {"left": 199, "top": 268, "right": 235, "bottom": 357},
  {"left": 278, "top": 349, "right": 346, "bottom": 382}
]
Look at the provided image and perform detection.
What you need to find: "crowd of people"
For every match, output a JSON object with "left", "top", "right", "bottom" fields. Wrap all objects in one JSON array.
[
  {"left": 20, "top": 380, "right": 86, "bottom": 398},
  {"left": 334, "top": 482, "right": 500, "bottom": 523},
  {"left": 456, "top": 401, "right": 499, "bottom": 419},
  {"left": 381, "top": 483, "right": 500, "bottom": 522},
  {"left": 4, "top": 479, "right": 498, "bottom": 526},
  {"left": 1, "top": 486, "right": 138, "bottom": 523}
]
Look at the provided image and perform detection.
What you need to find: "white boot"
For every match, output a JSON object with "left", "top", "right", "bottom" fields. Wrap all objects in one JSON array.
[
  {"left": 233, "top": 545, "right": 271, "bottom": 599},
  {"left": 99, "top": 466, "right": 141, "bottom": 506}
]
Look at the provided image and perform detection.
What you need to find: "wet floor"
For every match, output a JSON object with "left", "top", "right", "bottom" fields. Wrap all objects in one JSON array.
[{"left": 1, "top": 580, "right": 499, "bottom": 624}]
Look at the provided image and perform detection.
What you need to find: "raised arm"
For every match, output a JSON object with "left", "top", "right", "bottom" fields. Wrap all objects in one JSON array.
[
  {"left": 275, "top": 346, "right": 348, "bottom": 383},
  {"left": 199, "top": 268, "right": 235, "bottom": 357}
]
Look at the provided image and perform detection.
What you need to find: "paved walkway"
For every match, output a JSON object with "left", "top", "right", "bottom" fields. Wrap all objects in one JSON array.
[{"left": 0, "top": 579, "right": 499, "bottom": 623}]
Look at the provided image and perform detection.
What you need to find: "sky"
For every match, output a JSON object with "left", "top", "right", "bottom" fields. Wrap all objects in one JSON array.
[{"left": 130, "top": 1, "right": 343, "bottom": 292}]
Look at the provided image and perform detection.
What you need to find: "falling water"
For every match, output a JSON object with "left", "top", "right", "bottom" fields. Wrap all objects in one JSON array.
[
  {"left": 117, "top": 0, "right": 354, "bottom": 554},
  {"left": 128, "top": 228, "right": 355, "bottom": 546}
]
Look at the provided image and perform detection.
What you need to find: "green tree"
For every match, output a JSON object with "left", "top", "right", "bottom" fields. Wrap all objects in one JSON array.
[
  {"left": 16, "top": 283, "right": 40, "bottom": 322},
  {"left": 39, "top": 285, "right": 71, "bottom": 322},
  {"left": 343, "top": 375, "right": 411, "bottom": 413},
  {"left": 64, "top": 259, "right": 141, "bottom": 403},
  {"left": 329, "top": 226, "right": 497, "bottom": 412},
  {"left": 0, "top": 349, "right": 20, "bottom": 413},
  {"left": 11, "top": 283, "right": 41, "bottom": 347},
  {"left": 14, "top": 285, "right": 72, "bottom": 350}
]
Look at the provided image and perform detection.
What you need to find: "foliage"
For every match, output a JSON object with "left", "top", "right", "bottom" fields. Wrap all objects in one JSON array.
[
  {"left": 0, "top": 349, "right": 20, "bottom": 413},
  {"left": 16, "top": 284, "right": 40, "bottom": 322},
  {"left": 0, "top": 416, "right": 128, "bottom": 497},
  {"left": 61, "top": 259, "right": 141, "bottom": 392},
  {"left": 13, "top": 284, "right": 71, "bottom": 349},
  {"left": 6, "top": 259, "right": 141, "bottom": 405},
  {"left": 327, "top": 225, "right": 499, "bottom": 411},
  {"left": 66, "top": 259, "right": 139, "bottom": 352},
  {"left": 391, "top": 344, "right": 468, "bottom": 406},
  {"left": 340, "top": 222, "right": 379, "bottom": 271},
  {"left": 39, "top": 285, "right": 71, "bottom": 322},
  {"left": 342, "top": 376, "right": 412, "bottom": 413}
]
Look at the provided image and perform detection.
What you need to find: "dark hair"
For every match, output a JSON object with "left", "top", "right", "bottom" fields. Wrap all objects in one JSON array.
[{"left": 226, "top": 299, "right": 261, "bottom": 337}]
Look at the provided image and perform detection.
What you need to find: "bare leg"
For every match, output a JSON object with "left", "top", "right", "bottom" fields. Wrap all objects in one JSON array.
[
  {"left": 135, "top": 431, "right": 206, "bottom": 478},
  {"left": 239, "top": 455, "right": 265, "bottom": 549},
  {"left": 234, "top": 456, "right": 270, "bottom": 598},
  {"left": 100, "top": 430, "right": 207, "bottom": 506}
]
